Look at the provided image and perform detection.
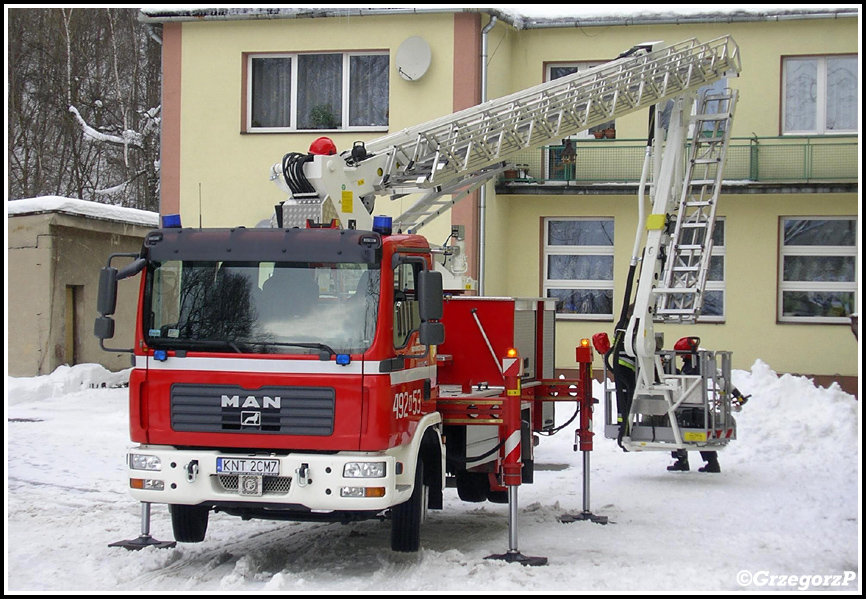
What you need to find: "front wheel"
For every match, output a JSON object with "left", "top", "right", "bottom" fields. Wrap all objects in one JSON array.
[
  {"left": 391, "top": 459, "right": 426, "bottom": 552},
  {"left": 169, "top": 504, "right": 210, "bottom": 543}
]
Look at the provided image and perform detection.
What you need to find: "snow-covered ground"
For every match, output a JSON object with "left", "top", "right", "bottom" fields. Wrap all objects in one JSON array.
[{"left": 5, "top": 362, "right": 860, "bottom": 592}]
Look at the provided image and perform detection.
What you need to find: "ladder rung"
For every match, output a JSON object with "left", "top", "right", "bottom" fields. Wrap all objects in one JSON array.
[
  {"left": 694, "top": 136, "right": 725, "bottom": 144},
  {"left": 654, "top": 288, "right": 699, "bottom": 294},
  {"left": 692, "top": 157, "right": 721, "bottom": 164},
  {"left": 657, "top": 312, "right": 698, "bottom": 320},
  {"left": 671, "top": 265, "right": 700, "bottom": 272},
  {"left": 693, "top": 113, "right": 732, "bottom": 121},
  {"left": 686, "top": 179, "right": 717, "bottom": 186}
]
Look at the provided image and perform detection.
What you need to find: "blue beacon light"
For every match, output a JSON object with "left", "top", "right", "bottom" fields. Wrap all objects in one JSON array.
[
  {"left": 372, "top": 215, "right": 392, "bottom": 235},
  {"left": 162, "top": 214, "right": 182, "bottom": 228}
]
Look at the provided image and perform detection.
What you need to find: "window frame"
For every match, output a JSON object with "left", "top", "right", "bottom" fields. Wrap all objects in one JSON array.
[
  {"left": 781, "top": 54, "right": 858, "bottom": 136},
  {"left": 544, "top": 62, "right": 617, "bottom": 181},
  {"left": 545, "top": 61, "right": 616, "bottom": 140},
  {"left": 245, "top": 50, "right": 390, "bottom": 133},
  {"left": 777, "top": 216, "right": 858, "bottom": 324},
  {"left": 542, "top": 217, "right": 615, "bottom": 321},
  {"left": 393, "top": 261, "right": 421, "bottom": 349},
  {"left": 696, "top": 217, "right": 726, "bottom": 323}
]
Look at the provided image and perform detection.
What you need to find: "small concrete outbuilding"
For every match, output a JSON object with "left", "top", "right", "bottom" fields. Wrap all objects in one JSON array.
[{"left": 7, "top": 197, "right": 159, "bottom": 376}]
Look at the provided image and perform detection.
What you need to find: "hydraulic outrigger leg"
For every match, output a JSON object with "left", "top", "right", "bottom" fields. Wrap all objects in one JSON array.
[
  {"left": 559, "top": 450, "right": 609, "bottom": 525},
  {"left": 485, "top": 487, "right": 548, "bottom": 566},
  {"left": 485, "top": 351, "right": 547, "bottom": 566},
  {"left": 560, "top": 339, "right": 608, "bottom": 524},
  {"left": 109, "top": 502, "right": 176, "bottom": 550}
]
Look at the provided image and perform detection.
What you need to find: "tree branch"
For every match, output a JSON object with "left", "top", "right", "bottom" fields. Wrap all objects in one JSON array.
[{"left": 69, "top": 105, "right": 143, "bottom": 148}]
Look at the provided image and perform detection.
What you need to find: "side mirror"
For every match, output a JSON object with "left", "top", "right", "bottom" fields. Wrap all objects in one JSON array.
[
  {"left": 419, "top": 321, "right": 445, "bottom": 346},
  {"left": 97, "top": 267, "right": 118, "bottom": 316},
  {"left": 94, "top": 316, "right": 115, "bottom": 340},
  {"left": 94, "top": 252, "right": 142, "bottom": 353},
  {"left": 417, "top": 270, "right": 443, "bottom": 321}
]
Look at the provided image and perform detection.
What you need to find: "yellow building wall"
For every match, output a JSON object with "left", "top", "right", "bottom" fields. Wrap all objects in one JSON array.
[
  {"left": 505, "top": 18, "right": 858, "bottom": 140},
  {"left": 481, "top": 16, "right": 858, "bottom": 378},
  {"left": 479, "top": 19, "right": 517, "bottom": 295},
  {"left": 499, "top": 191, "right": 858, "bottom": 377},
  {"left": 177, "top": 13, "right": 459, "bottom": 244}
]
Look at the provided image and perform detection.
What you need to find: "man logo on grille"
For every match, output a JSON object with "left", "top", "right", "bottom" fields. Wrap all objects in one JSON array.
[
  {"left": 222, "top": 395, "right": 281, "bottom": 409},
  {"left": 241, "top": 411, "right": 261, "bottom": 427}
]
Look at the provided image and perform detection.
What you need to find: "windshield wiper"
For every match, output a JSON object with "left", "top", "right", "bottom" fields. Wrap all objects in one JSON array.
[
  {"left": 234, "top": 340, "right": 338, "bottom": 359},
  {"left": 149, "top": 336, "right": 339, "bottom": 359}
]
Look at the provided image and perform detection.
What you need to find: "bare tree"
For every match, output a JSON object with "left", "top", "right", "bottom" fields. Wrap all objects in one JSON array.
[{"left": 8, "top": 7, "right": 162, "bottom": 211}]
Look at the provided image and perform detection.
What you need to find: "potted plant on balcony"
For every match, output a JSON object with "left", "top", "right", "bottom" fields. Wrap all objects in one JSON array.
[
  {"left": 592, "top": 126, "right": 617, "bottom": 139},
  {"left": 309, "top": 103, "right": 339, "bottom": 129}
]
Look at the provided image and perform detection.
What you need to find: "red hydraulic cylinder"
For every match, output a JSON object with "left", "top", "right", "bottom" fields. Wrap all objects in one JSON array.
[
  {"left": 501, "top": 350, "right": 523, "bottom": 487},
  {"left": 575, "top": 339, "right": 595, "bottom": 452}
]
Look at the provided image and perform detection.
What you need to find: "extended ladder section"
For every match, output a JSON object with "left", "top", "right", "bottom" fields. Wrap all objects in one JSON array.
[
  {"left": 271, "top": 36, "right": 740, "bottom": 233},
  {"left": 370, "top": 36, "right": 741, "bottom": 232},
  {"left": 655, "top": 88, "right": 739, "bottom": 320}
]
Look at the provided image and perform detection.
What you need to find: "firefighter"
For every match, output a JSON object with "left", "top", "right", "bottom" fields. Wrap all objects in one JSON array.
[
  {"left": 667, "top": 337, "right": 721, "bottom": 473},
  {"left": 610, "top": 307, "right": 636, "bottom": 448},
  {"left": 667, "top": 449, "right": 720, "bottom": 473}
]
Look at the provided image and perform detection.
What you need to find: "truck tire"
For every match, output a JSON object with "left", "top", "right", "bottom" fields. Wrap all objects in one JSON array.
[
  {"left": 391, "top": 459, "right": 425, "bottom": 552},
  {"left": 455, "top": 470, "right": 489, "bottom": 503},
  {"left": 169, "top": 504, "right": 209, "bottom": 543}
]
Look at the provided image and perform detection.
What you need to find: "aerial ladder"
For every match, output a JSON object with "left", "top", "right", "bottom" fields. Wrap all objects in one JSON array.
[
  {"left": 270, "top": 35, "right": 745, "bottom": 456},
  {"left": 271, "top": 36, "right": 740, "bottom": 231},
  {"left": 608, "top": 85, "right": 748, "bottom": 456}
]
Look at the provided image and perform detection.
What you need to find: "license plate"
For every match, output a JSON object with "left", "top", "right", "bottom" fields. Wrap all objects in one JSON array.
[{"left": 216, "top": 457, "right": 280, "bottom": 476}]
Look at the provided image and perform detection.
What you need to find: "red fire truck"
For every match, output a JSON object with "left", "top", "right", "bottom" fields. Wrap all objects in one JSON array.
[{"left": 96, "top": 37, "right": 742, "bottom": 559}]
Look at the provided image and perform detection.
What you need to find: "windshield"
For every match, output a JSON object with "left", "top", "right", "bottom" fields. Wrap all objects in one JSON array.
[{"left": 145, "top": 260, "right": 380, "bottom": 355}]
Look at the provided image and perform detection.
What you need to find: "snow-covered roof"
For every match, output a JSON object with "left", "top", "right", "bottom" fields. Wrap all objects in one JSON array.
[
  {"left": 7, "top": 196, "right": 159, "bottom": 228},
  {"left": 138, "top": 6, "right": 859, "bottom": 27}
]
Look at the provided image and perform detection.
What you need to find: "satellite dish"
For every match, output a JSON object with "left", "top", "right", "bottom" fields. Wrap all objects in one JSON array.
[{"left": 395, "top": 36, "right": 431, "bottom": 81}]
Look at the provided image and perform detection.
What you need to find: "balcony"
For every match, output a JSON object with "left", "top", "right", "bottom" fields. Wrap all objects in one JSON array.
[{"left": 496, "top": 135, "right": 858, "bottom": 195}]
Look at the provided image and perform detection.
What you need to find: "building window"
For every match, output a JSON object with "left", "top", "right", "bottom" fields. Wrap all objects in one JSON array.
[
  {"left": 543, "top": 218, "right": 614, "bottom": 319},
  {"left": 248, "top": 52, "right": 389, "bottom": 131},
  {"left": 779, "top": 217, "right": 857, "bottom": 323},
  {"left": 547, "top": 63, "right": 616, "bottom": 139},
  {"left": 782, "top": 55, "right": 857, "bottom": 135},
  {"left": 699, "top": 219, "right": 726, "bottom": 322},
  {"left": 546, "top": 63, "right": 616, "bottom": 181}
]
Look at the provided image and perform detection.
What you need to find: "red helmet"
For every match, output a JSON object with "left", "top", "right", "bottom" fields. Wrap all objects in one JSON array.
[
  {"left": 674, "top": 336, "right": 700, "bottom": 352},
  {"left": 309, "top": 136, "right": 337, "bottom": 156}
]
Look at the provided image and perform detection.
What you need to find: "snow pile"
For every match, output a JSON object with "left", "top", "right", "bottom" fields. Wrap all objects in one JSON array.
[
  {"left": 6, "top": 364, "right": 131, "bottom": 407},
  {"left": 5, "top": 361, "right": 860, "bottom": 592},
  {"left": 731, "top": 359, "right": 858, "bottom": 467}
]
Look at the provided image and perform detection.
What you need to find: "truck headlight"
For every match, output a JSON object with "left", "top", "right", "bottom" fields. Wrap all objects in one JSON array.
[
  {"left": 340, "top": 486, "right": 385, "bottom": 498},
  {"left": 129, "top": 453, "right": 162, "bottom": 471},
  {"left": 343, "top": 462, "right": 386, "bottom": 478},
  {"left": 130, "top": 478, "right": 164, "bottom": 491}
]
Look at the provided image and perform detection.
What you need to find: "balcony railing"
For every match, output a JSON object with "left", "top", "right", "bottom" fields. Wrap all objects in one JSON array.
[{"left": 497, "top": 135, "right": 858, "bottom": 186}]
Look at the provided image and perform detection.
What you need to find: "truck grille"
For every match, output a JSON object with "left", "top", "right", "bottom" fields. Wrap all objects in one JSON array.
[
  {"left": 216, "top": 474, "right": 292, "bottom": 495},
  {"left": 171, "top": 384, "right": 335, "bottom": 435}
]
